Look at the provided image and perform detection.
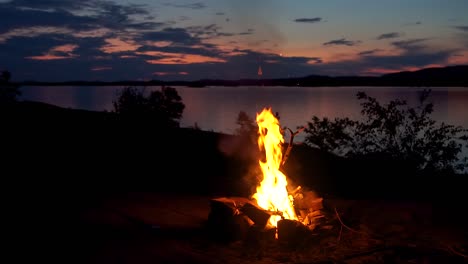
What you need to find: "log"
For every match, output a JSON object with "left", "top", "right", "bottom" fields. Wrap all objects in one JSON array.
[
  {"left": 241, "top": 202, "right": 273, "bottom": 228},
  {"left": 294, "top": 191, "right": 323, "bottom": 211},
  {"left": 277, "top": 219, "right": 311, "bottom": 244},
  {"left": 207, "top": 197, "right": 253, "bottom": 242}
]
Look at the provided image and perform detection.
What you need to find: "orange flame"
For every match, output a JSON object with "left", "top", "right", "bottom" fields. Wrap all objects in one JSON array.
[{"left": 253, "top": 108, "right": 297, "bottom": 227}]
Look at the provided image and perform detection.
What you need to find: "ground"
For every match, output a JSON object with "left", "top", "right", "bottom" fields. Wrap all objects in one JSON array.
[{"left": 59, "top": 192, "right": 468, "bottom": 264}]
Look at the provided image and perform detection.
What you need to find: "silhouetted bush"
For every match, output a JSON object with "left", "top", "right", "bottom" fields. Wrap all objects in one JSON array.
[
  {"left": 235, "top": 110, "right": 257, "bottom": 144},
  {"left": 113, "top": 86, "right": 185, "bottom": 128},
  {"left": 0, "top": 70, "right": 21, "bottom": 106},
  {"left": 304, "top": 89, "right": 468, "bottom": 174}
]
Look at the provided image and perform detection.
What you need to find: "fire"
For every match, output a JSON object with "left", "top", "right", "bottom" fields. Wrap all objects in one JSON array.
[{"left": 253, "top": 108, "right": 298, "bottom": 227}]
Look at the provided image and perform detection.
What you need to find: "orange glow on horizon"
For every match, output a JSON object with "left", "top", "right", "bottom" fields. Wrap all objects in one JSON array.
[
  {"left": 91, "top": 66, "right": 112, "bottom": 71},
  {"left": 363, "top": 64, "right": 444, "bottom": 75},
  {"left": 100, "top": 38, "right": 141, "bottom": 54},
  {"left": 144, "top": 50, "right": 226, "bottom": 64},
  {"left": 153, "top": 71, "right": 189, "bottom": 76}
]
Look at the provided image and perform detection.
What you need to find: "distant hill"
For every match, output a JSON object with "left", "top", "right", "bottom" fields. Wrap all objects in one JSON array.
[{"left": 13, "top": 65, "right": 468, "bottom": 87}]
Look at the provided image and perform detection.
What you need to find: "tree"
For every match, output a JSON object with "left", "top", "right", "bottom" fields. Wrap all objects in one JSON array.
[
  {"left": 304, "top": 89, "right": 468, "bottom": 174},
  {"left": 235, "top": 111, "right": 257, "bottom": 144},
  {"left": 0, "top": 70, "right": 21, "bottom": 105},
  {"left": 113, "top": 86, "right": 185, "bottom": 128},
  {"left": 1, "top": 70, "right": 11, "bottom": 83}
]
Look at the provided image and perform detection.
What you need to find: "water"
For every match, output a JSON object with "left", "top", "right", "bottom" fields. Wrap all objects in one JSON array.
[{"left": 20, "top": 86, "right": 468, "bottom": 141}]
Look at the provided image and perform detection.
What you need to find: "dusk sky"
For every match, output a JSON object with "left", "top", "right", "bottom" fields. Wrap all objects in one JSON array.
[{"left": 1, "top": 0, "right": 468, "bottom": 81}]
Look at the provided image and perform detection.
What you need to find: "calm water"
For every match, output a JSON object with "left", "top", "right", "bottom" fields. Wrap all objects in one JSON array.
[{"left": 20, "top": 86, "right": 468, "bottom": 141}]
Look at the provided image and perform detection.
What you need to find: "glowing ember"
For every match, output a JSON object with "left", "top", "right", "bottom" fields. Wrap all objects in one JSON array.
[{"left": 253, "top": 108, "right": 298, "bottom": 227}]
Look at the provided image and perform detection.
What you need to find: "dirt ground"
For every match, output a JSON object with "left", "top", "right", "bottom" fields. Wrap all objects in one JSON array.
[{"left": 67, "top": 192, "right": 467, "bottom": 264}]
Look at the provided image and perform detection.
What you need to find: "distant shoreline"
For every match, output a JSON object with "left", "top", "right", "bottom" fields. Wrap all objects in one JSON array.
[{"left": 8, "top": 65, "right": 468, "bottom": 88}]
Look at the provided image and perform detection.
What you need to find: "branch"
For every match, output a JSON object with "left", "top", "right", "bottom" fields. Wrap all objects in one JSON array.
[
  {"left": 281, "top": 127, "right": 304, "bottom": 167},
  {"left": 334, "top": 207, "right": 368, "bottom": 236}
]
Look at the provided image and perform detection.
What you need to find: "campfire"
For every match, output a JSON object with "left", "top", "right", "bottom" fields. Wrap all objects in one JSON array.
[
  {"left": 253, "top": 108, "right": 298, "bottom": 227},
  {"left": 208, "top": 107, "right": 324, "bottom": 243}
]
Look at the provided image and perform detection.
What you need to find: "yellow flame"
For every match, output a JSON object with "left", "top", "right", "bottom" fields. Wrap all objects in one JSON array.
[{"left": 253, "top": 108, "right": 297, "bottom": 227}]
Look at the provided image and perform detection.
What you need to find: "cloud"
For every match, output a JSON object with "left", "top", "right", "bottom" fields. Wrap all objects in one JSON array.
[
  {"left": 358, "top": 49, "right": 382, "bottom": 56},
  {"left": 323, "top": 38, "right": 360, "bottom": 46},
  {"left": 185, "top": 24, "right": 253, "bottom": 39},
  {"left": 144, "top": 51, "right": 226, "bottom": 65},
  {"left": 163, "top": 2, "right": 206, "bottom": 9},
  {"left": 391, "top": 38, "right": 429, "bottom": 52},
  {"left": 294, "top": 17, "right": 322, "bottom": 23},
  {"left": 403, "top": 21, "right": 422, "bottom": 26},
  {"left": 215, "top": 12, "right": 225, "bottom": 16},
  {"left": 141, "top": 27, "right": 200, "bottom": 45},
  {"left": 100, "top": 38, "right": 141, "bottom": 53},
  {"left": 377, "top": 32, "right": 402, "bottom": 40},
  {"left": 153, "top": 71, "right": 188, "bottom": 76},
  {"left": 453, "top": 26, "right": 468, "bottom": 32},
  {"left": 91, "top": 66, "right": 112, "bottom": 71},
  {"left": 0, "top": 0, "right": 162, "bottom": 33},
  {"left": 26, "top": 43, "right": 79, "bottom": 60}
]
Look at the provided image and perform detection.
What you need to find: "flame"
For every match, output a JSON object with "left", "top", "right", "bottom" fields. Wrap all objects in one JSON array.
[{"left": 253, "top": 108, "right": 297, "bottom": 227}]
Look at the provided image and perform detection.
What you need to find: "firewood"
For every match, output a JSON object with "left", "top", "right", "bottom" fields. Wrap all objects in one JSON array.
[
  {"left": 294, "top": 191, "right": 323, "bottom": 211},
  {"left": 207, "top": 197, "right": 253, "bottom": 242},
  {"left": 277, "top": 219, "right": 310, "bottom": 244},
  {"left": 241, "top": 202, "right": 273, "bottom": 228}
]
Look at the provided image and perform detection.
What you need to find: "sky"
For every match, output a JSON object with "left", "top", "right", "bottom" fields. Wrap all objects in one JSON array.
[{"left": 1, "top": 0, "right": 467, "bottom": 81}]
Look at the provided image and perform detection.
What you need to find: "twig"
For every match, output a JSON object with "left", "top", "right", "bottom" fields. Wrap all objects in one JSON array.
[
  {"left": 337, "top": 224, "right": 343, "bottom": 242},
  {"left": 334, "top": 207, "right": 368, "bottom": 235},
  {"left": 447, "top": 245, "right": 468, "bottom": 258},
  {"left": 281, "top": 127, "right": 304, "bottom": 167}
]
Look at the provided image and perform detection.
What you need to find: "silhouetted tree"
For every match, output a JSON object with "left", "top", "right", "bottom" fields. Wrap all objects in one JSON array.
[
  {"left": 304, "top": 89, "right": 468, "bottom": 174},
  {"left": 0, "top": 70, "right": 21, "bottom": 106},
  {"left": 235, "top": 110, "right": 257, "bottom": 144},
  {"left": 113, "top": 86, "right": 185, "bottom": 128}
]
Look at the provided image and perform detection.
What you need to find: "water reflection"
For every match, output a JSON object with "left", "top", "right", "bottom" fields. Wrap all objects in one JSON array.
[{"left": 20, "top": 86, "right": 468, "bottom": 137}]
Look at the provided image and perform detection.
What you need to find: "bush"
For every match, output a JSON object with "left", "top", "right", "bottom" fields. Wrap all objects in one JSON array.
[
  {"left": 304, "top": 89, "right": 468, "bottom": 174},
  {"left": 0, "top": 70, "right": 21, "bottom": 105},
  {"left": 113, "top": 86, "right": 185, "bottom": 128}
]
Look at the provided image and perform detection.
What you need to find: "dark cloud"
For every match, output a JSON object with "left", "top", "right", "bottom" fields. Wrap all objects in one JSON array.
[
  {"left": 403, "top": 21, "right": 422, "bottom": 26},
  {"left": 3, "top": 0, "right": 93, "bottom": 10},
  {"left": 377, "top": 32, "right": 401, "bottom": 40},
  {"left": 163, "top": 2, "right": 206, "bottom": 10},
  {"left": 215, "top": 12, "right": 225, "bottom": 16},
  {"left": 358, "top": 49, "right": 381, "bottom": 56},
  {"left": 0, "top": 0, "right": 161, "bottom": 32},
  {"left": 391, "top": 38, "right": 429, "bottom": 52},
  {"left": 141, "top": 27, "right": 199, "bottom": 44},
  {"left": 453, "top": 26, "right": 468, "bottom": 32},
  {"left": 185, "top": 24, "right": 253, "bottom": 39},
  {"left": 294, "top": 17, "right": 322, "bottom": 23},
  {"left": 323, "top": 38, "right": 360, "bottom": 46},
  {"left": 0, "top": 5, "right": 97, "bottom": 32}
]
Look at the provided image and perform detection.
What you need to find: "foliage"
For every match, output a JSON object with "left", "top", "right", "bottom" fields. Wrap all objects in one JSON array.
[
  {"left": 113, "top": 86, "right": 185, "bottom": 128},
  {"left": 235, "top": 110, "right": 258, "bottom": 144},
  {"left": 304, "top": 89, "right": 468, "bottom": 173},
  {"left": 0, "top": 70, "right": 21, "bottom": 105}
]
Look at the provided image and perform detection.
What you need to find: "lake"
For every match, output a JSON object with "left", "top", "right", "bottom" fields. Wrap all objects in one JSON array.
[{"left": 20, "top": 86, "right": 468, "bottom": 142}]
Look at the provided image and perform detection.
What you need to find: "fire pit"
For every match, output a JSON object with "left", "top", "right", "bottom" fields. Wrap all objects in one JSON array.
[{"left": 207, "top": 108, "right": 325, "bottom": 243}]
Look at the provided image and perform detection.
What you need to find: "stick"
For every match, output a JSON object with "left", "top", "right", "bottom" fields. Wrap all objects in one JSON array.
[
  {"left": 281, "top": 127, "right": 304, "bottom": 167},
  {"left": 334, "top": 207, "right": 367, "bottom": 235},
  {"left": 447, "top": 245, "right": 468, "bottom": 258}
]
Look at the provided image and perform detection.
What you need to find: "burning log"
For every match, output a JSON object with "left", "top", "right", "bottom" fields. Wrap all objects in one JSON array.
[
  {"left": 294, "top": 191, "right": 323, "bottom": 211},
  {"left": 277, "top": 219, "right": 311, "bottom": 245},
  {"left": 241, "top": 202, "right": 274, "bottom": 228},
  {"left": 207, "top": 197, "right": 253, "bottom": 242}
]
